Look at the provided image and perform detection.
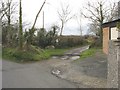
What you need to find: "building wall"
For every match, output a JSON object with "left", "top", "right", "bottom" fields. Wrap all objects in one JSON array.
[
  {"left": 118, "top": 1, "right": 120, "bottom": 18},
  {"left": 103, "top": 27, "right": 110, "bottom": 54},
  {"left": 111, "top": 27, "right": 118, "bottom": 40}
]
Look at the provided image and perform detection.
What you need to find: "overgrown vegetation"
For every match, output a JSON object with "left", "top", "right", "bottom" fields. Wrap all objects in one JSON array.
[
  {"left": 2, "top": 46, "right": 43, "bottom": 62},
  {"left": 57, "top": 36, "right": 88, "bottom": 48},
  {"left": 2, "top": 47, "right": 68, "bottom": 62},
  {"left": 80, "top": 36, "right": 102, "bottom": 59},
  {"left": 89, "top": 38, "right": 102, "bottom": 48},
  {"left": 34, "top": 26, "right": 59, "bottom": 48},
  {"left": 117, "top": 22, "right": 120, "bottom": 31}
]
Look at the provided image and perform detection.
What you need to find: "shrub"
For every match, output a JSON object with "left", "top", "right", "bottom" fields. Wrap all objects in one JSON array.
[
  {"left": 89, "top": 38, "right": 102, "bottom": 48},
  {"left": 2, "top": 46, "right": 68, "bottom": 62},
  {"left": 56, "top": 36, "right": 88, "bottom": 48},
  {"left": 2, "top": 46, "right": 44, "bottom": 62},
  {"left": 2, "top": 48, "right": 16, "bottom": 59},
  {"left": 34, "top": 26, "right": 59, "bottom": 48}
]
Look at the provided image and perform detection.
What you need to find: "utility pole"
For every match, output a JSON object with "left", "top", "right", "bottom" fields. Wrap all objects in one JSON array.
[{"left": 43, "top": 11, "right": 44, "bottom": 29}]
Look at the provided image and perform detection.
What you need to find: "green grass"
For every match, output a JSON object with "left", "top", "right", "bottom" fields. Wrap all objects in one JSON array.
[
  {"left": 2, "top": 47, "right": 68, "bottom": 63},
  {"left": 0, "top": 51, "right": 1, "bottom": 59},
  {"left": 2, "top": 46, "right": 100, "bottom": 63},
  {"left": 34, "top": 49, "right": 68, "bottom": 60},
  {"left": 2, "top": 48, "right": 39, "bottom": 62},
  {"left": 44, "top": 49, "right": 68, "bottom": 55},
  {"left": 80, "top": 48, "right": 101, "bottom": 59}
]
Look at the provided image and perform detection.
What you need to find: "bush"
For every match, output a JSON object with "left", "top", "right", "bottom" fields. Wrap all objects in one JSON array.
[
  {"left": 2, "top": 47, "right": 68, "bottom": 62},
  {"left": 2, "top": 48, "right": 16, "bottom": 60},
  {"left": 12, "top": 51, "right": 34, "bottom": 61},
  {"left": 56, "top": 36, "right": 88, "bottom": 48},
  {"left": 89, "top": 38, "right": 102, "bottom": 48},
  {"left": 34, "top": 26, "right": 59, "bottom": 48},
  {"left": 2, "top": 46, "right": 44, "bottom": 62}
]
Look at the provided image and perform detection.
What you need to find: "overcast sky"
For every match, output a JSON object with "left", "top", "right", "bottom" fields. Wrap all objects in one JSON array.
[{"left": 12, "top": 0, "right": 119, "bottom": 35}]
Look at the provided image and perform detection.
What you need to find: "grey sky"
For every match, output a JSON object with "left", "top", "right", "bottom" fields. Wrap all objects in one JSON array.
[
  {"left": 12, "top": 0, "right": 119, "bottom": 35},
  {"left": 21, "top": 0, "right": 89, "bottom": 35}
]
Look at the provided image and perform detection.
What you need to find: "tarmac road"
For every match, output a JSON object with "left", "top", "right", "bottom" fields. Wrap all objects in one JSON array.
[
  {"left": 2, "top": 60, "right": 77, "bottom": 88},
  {"left": 2, "top": 46, "right": 107, "bottom": 88}
]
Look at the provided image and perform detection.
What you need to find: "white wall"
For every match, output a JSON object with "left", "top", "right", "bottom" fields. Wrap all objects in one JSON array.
[{"left": 111, "top": 27, "right": 118, "bottom": 40}]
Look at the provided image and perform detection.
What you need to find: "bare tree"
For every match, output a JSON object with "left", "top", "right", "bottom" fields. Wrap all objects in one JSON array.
[
  {"left": 0, "top": 0, "right": 18, "bottom": 46},
  {"left": 58, "top": 3, "right": 74, "bottom": 36},
  {"left": 105, "top": 1, "right": 118, "bottom": 21},
  {"left": 82, "top": 0, "right": 117, "bottom": 45},
  {"left": 88, "top": 21, "right": 100, "bottom": 35},
  {"left": 0, "top": 2, "right": 7, "bottom": 43},
  {"left": 0, "top": 0, "right": 17, "bottom": 22},
  {"left": 0, "top": 3, "right": 8, "bottom": 19},
  {"left": 18, "top": 0, "right": 23, "bottom": 49}
]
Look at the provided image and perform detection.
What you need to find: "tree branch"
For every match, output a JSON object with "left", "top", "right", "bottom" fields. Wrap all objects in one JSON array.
[{"left": 32, "top": 0, "right": 46, "bottom": 29}]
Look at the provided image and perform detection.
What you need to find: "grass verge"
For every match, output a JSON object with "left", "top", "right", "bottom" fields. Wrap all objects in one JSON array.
[
  {"left": 2, "top": 47, "right": 68, "bottom": 63},
  {"left": 80, "top": 48, "right": 102, "bottom": 59}
]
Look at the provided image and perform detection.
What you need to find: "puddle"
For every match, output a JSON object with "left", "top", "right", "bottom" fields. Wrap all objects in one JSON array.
[
  {"left": 52, "top": 56, "right": 59, "bottom": 59},
  {"left": 61, "top": 56, "right": 69, "bottom": 60},
  {"left": 52, "top": 55, "right": 80, "bottom": 60},
  {"left": 52, "top": 69, "right": 61, "bottom": 75},
  {"left": 51, "top": 45, "right": 89, "bottom": 61},
  {"left": 70, "top": 56, "right": 80, "bottom": 60}
]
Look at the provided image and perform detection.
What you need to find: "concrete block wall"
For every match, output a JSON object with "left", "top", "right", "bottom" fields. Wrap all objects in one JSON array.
[{"left": 107, "top": 40, "right": 120, "bottom": 88}]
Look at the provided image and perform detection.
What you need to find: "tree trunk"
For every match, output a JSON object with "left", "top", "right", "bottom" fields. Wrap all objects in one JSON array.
[
  {"left": 60, "top": 21, "right": 64, "bottom": 36},
  {"left": 18, "top": 0, "right": 23, "bottom": 49},
  {"left": 100, "top": 23, "right": 103, "bottom": 46},
  {"left": 7, "top": 0, "right": 11, "bottom": 46},
  {"left": 99, "top": 4, "right": 104, "bottom": 46}
]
